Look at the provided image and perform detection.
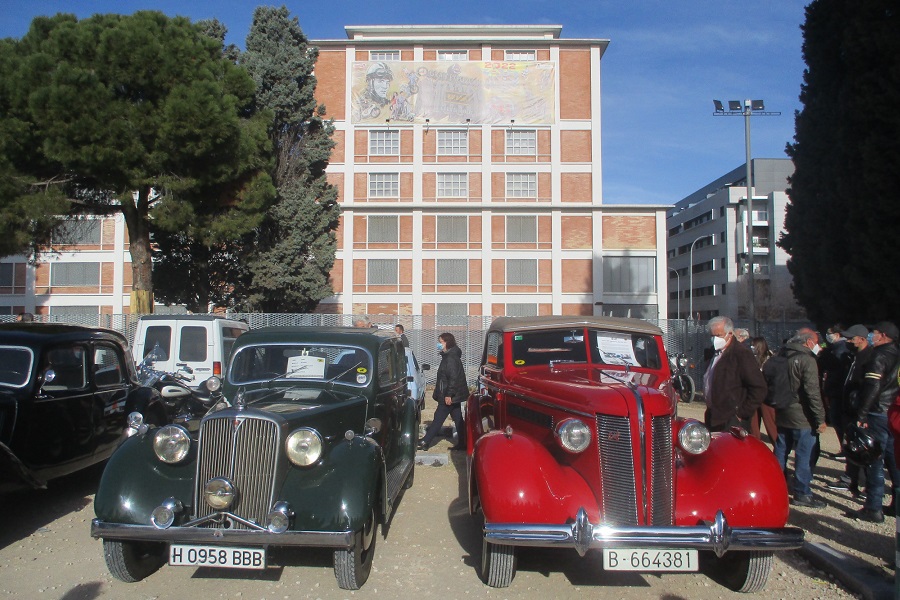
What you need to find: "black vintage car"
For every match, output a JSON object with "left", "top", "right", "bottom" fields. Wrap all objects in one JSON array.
[
  {"left": 91, "top": 326, "right": 418, "bottom": 590},
  {"left": 0, "top": 323, "right": 165, "bottom": 492}
]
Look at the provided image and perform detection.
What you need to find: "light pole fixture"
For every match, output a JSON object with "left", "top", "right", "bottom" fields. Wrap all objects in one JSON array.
[
  {"left": 689, "top": 234, "right": 712, "bottom": 321},
  {"left": 713, "top": 99, "right": 780, "bottom": 333},
  {"left": 668, "top": 267, "right": 681, "bottom": 319}
]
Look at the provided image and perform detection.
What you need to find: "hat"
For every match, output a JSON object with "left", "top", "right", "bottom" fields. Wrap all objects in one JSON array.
[
  {"left": 873, "top": 321, "right": 899, "bottom": 341},
  {"left": 840, "top": 324, "right": 869, "bottom": 339}
]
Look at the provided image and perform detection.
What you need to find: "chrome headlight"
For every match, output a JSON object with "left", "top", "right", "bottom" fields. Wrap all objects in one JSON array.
[
  {"left": 555, "top": 418, "right": 592, "bottom": 453},
  {"left": 153, "top": 425, "right": 191, "bottom": 463},
  {"left": 204, "top": 376, "right": 222, "bottom": 393},
  {"left": 678, "top": 420, "right": 711, "bottom": 455},
  {"left": 204, "top": 477, "right": 236, "bottom": 510},
  {"left": 151, "top": 497, "right": 183, "bottom": 529},
  {"left": 266, "top": 501, "right": 293, "bottom": 533},
  {"left": 286, "top": 428, "right": 323, "bottom": 467}
]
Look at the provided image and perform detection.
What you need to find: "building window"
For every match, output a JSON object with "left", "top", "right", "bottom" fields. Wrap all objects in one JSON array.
[
  {"left": 436, "top": 259, "right": 467, "bottom": 285},
  {"left": 506, "top": 173, "right": 537, "bottom": 198},
  {"left": 52, "top": 219, "right": 101, "bottom": 245},
  {"left": 0, "top": 306, "right": 12, "bottom": 315},
  {"left": 437, "top": 173, "right": 468, "bottom": 197},
  {"left": 505, "top": 50, "right": 536, "bottom": 61},
  {"left": 437, "top": 50, "right": 468, "bottom": 61},
  {"left": 437, "top": 130, "right": 468, "bottom": 155},
  {"left": 369, "top": 173, "right": 399, "bottom": 198},
  {"left": 50, "top": 262, "right": 100, "bottom": 287},
  {"left": 369, "top": 130, "right": 399, "bottom": 155},
  {"left": 367, "top": 259, "right": 398, "bottom": 285},
  {"left": 506, "top": 215, "right": 537, "bottom": 243},
  {"left": 506, "top": 130, "right": 536, "bottom": 155},
  {"left": 603, "top": 256, "right": 657, "bottom": 293},
  {"left": 368, "top": 215, "right": 398, "bottom": 243},
  {"left": 435, "top": 303, "right": 469, "bottom": 326},
  {"left": 0, "top": 263, "right": 12, "bottom": 286},
  {"left": 370, "top": 51, "right": 399, "bottom": 61},
  {"left": 506, "top": 303, "right": 538, "bottom": 316},
  {"left": 507, "top": 259, "right": 537, "bottom": 285},
  {"left": 48, "top": 305, "right": 100, "bottom": 315},
  {"left": 436, "top": 216, "right": 468, "bottom": 243}
]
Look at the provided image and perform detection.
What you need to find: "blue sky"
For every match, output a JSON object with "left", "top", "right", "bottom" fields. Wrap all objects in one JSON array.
[{"left": 0, "top": 0, "right": 809, "bottom": 206}]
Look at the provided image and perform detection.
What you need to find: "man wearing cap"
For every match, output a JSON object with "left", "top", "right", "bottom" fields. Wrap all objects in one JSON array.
[
  {"left": 354, "top": 62, "right": 393, "bottom": 120},
  {"left": 848, "top": 321, "right": 900, "bottom": 523}
]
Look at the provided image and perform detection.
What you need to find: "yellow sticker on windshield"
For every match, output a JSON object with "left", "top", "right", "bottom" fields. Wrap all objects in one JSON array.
[
  {"left": 514, "top": 359, "right": 525, "bottom": 365},
  {"left": 356, "top": 367, "right": 368, "bottom": 373}
]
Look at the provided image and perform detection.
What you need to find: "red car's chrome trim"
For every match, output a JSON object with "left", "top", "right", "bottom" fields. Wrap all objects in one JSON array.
[{"left": 484, "top": 508, "right": 803, "bottom": 558}]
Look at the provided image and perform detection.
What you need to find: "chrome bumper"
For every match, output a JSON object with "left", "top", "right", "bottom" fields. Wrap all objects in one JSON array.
[
  {"left": 484, "top": 509, "right": 804, "bottom": 557},
  {"left": 91, "top": 520, "right": 354, "bottom": 548}
]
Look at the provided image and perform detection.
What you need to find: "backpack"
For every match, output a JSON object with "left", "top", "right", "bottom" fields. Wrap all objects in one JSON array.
[{"left": 763, "top": 349, "right": 796, "bottom": 409}]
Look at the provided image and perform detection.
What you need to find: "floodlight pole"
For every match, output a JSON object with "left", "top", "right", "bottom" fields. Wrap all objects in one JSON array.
[
  {"left": 713, "top": 99, "right": 780, "bottom": 336},
  {"left": 688, "top": 234, "right": 710, "bottom": 321},
  {"left": 668, "top": 267, "right": 681, "bottom": 319}
]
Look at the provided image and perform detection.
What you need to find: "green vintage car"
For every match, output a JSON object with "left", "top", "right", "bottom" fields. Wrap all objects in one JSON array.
[{"left": 91, "top": 326, "right": 418, "bottom": 589}]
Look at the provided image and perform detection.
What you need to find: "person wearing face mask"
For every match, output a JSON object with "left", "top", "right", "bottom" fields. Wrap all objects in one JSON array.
[
  {"left": 418, "top": 332, "right": 468, "bottom": 452},
  {"left": 847, "top": 321, "right": 900, "bottom": 523},
  {"left": 702, "top": 316, "right": 767, "bottom": 432},
  {"left": 771, "top": 328, "right": 828, "bottom": 508}
]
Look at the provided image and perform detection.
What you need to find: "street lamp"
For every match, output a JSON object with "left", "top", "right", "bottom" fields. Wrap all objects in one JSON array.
[
  {"left": 713, "top": 99, "right": 780, "bottom": 334},
  {"left": 689, "top": 234, "right": 712, "bottom": 321},
  {"left": 668, "top": 267, "right": 680, "bottom": 319}
]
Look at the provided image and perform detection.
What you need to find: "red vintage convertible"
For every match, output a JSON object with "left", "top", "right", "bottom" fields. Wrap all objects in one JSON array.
[{"left": 465, "top": 316, "right": 802, "bottom": 592}]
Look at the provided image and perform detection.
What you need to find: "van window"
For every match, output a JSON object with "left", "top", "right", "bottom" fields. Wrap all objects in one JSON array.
[
  {"left": 143, "top": 326, "right": 171, "bottom": 360},
  {"left": 179, "top": 326, "right": 208, "bottom": 362}
]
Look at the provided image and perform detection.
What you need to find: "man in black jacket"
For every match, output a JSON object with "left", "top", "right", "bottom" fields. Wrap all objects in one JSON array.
[{"left": 849, "top": 321, "right": 900, "bottom": 523}]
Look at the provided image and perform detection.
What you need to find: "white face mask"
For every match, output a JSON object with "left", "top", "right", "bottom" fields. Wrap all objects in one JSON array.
[
  {"left": 811, "top": 343, "right": 821, "bottom": 356},
  {"left": 825, "top": 333, "right": 837, "bottom": 344},
  {"left": 711, "top": 335, "right": 728, "bottom": 351}
]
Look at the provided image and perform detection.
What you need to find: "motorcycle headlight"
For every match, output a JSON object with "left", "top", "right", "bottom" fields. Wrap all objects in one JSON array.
[
  {"left": 555, "top": 418, "right": 591, "bottom": 453},
  {"left": 204, "top": 376, "right": 222, "bottom": 393},
  {"left": 678, "top": 420, "right": 711, "bottom": 455},
  {"left": 286, "top": 428, "right": 323, "bottom": 467},
  {"left": 153, "top": 425, "right": 191, "bottom": 464}
]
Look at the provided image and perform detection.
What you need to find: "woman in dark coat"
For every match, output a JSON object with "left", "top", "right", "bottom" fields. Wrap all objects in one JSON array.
[{"left": 418, "top": 332, "right": 467, "bottom": 451}]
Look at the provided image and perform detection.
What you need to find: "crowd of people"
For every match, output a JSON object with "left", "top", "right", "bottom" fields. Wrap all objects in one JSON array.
[{"left": 702, "top": 316, "right": 900, "bottom": 523}]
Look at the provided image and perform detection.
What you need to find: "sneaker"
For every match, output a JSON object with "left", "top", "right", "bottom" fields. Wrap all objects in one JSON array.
[
  {"left": 849, "top": 508, "right": 885, "bottom": 523},
  {"left": 834, "top": 452, "right": 847, "bottom": 462},
  {"left": 826, "top": 480, "right": 850, "bottom": 491},
  {"left": 791, "top": 494, "right": 826, "bottom": 509},
  {"left": 416, "top": 440, "right": 429, "bottom": 451}
]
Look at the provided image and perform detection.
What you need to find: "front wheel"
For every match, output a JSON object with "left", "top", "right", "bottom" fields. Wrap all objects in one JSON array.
[
  {"left": 675, "top": 373, "right": 695, "bottom": 403},
  {"left": 704, "top": 550, "right": 774, "bottom": 593},
  {"left": 481, "top": 538, "right": 517, "bottom": 587},
  {"left": 334, "top": 509, "right": 377, "bottom": 589},
  {"left": 103, "top": 539, "right": 165, "bottom": 582}
]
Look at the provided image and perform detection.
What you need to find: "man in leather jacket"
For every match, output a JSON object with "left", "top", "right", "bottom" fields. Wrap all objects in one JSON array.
[{"left": 850, "top": 321, "right": 900, "bottom": 523}]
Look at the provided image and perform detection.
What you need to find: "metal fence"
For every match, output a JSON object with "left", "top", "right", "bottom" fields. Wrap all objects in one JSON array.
[{"left": 3, "top": 313, "right": 812, "bottom": 388}]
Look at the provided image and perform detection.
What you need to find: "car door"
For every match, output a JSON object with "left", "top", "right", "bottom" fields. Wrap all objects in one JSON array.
[
  {"left": 26, "top": 343, "right": 94, "bottom": 469},
  {"left": 91, "top": 341, "right": 131, "bottom": 458},
  {"left": 376, "top": 341, "right": 405, "bottom": 469}
]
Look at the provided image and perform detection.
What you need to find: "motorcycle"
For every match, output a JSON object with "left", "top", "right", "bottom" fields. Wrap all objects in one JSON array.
[
  {"left": 670, "top": 352, "right": 696, "bottom": 403},
  {"left": 137, "top": 348, "right": 227, "bottom": 430}
]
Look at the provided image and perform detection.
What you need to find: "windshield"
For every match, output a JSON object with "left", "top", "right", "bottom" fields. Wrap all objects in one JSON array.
[
  {"left": 510, "top": 328, "right": 661, "bottom": 369},
  {"left": 229, "top": 344, "right": 373, "bottom": 387},
  {"left": 0, "top": 346, "right": 34, "bottom": 388}
]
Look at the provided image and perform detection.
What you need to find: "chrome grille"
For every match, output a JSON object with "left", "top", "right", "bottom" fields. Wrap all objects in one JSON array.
[
  {"left": 650, "top": 415, "right": 674, "bottom": 525},
  {"left": 597, "top": 415, "right": 638, "bottom": 525},
  {"left": 194, "top": 415, "right": 279, "bottom": 529},
  {"left": 596, "top": 414, "right": 673, "bottom": 526}
]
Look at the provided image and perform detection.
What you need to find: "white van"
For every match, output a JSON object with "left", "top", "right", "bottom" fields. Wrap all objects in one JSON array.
[{"left": 132, "top": 315, "right": 248, "bottom": 387}]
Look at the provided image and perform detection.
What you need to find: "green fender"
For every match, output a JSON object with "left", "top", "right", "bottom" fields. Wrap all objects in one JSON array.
[{"left": 94, "top": 432, "right": 196, "bottom": 525}]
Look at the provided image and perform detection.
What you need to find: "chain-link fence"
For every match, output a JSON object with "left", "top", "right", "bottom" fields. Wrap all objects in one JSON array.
[{"left": 2, "top": 313, "right": 813, "bottom": 388}]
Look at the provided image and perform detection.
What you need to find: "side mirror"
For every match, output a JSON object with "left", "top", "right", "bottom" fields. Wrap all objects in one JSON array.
[{"left": 42, "top": 368, "right": 57, "bottom": 384}]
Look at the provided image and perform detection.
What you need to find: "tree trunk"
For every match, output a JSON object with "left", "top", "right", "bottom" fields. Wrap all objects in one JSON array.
[{"left": 122, "top": 190, "right": 154, "bottom": 314}]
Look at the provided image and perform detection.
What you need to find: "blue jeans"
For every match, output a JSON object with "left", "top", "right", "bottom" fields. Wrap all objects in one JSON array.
[
  {"left": 774, "top": 427, "right": 816, "bottom": 497},
  {"left": 863, "top": 413, "right": 900, "bottom": 512}
]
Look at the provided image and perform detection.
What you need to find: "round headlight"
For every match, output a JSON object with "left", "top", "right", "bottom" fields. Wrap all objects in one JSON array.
[
  {"left": 204, "top": 477, "right": 236, "bottom": 510},
  {"left": 153, "top": 425, "right": 191, "bottom": 464},
  {"left": 678, "top": 420, "right": 711, "bottom": 455},
  {"left": 286, "top": 428, "right": 323, "bottom": 467},
  {"left": 555, "top": 418, "right": 592, "bottom": 453},
  {"left": 204, "top": 376, "right": 222, "bottom": 393}
]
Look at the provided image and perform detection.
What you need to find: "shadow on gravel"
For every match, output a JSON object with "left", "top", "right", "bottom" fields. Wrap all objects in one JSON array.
[
  {"left": 59, "top": 581, "right": 103, "bottom": 600},
  {"left": 0, "top": 461, "right": 102, "bottom": 550}
]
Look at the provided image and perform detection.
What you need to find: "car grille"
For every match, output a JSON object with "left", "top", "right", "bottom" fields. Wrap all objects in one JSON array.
[
  {"left": 194, "top": 415, "right": 279, "bottom": 529},
  {"left": 596, "top": 414, "right": 673, "bottom": 526}
]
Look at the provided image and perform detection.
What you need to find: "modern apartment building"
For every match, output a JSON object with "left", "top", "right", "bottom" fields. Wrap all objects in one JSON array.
[
  {"left": 666, "top": 158, "right": 805, "bottom": 321},
  {"left": 1, "top": 24, "right": 671, "bottom": 320}
]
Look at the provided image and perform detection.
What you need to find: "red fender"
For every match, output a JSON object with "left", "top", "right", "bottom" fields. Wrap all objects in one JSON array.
[
  {"left": 675, "top": 432, "right": 790, "bottom": 528},
  {"left": 473, "top": 430, "right": 599, "bottom": 523}
]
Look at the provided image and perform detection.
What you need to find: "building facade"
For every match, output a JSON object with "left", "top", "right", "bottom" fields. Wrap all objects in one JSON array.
[
  {"left": 1, "top": 24, "right": 671, "bottom": 320},
  {"left": 666, "top": 158, "right": 805, "bottom": 321}
]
